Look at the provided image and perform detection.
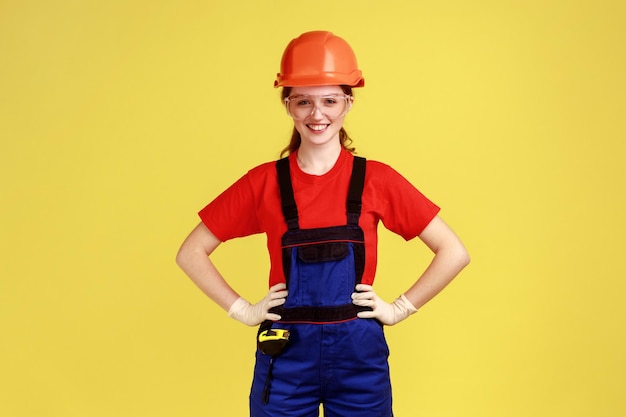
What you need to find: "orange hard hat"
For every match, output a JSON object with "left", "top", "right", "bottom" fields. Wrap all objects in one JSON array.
[{"left": 274, "top": 31, "right": 365, "bottom": 88}]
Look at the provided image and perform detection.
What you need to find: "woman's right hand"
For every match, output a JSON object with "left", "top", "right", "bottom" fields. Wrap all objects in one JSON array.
[{"left": 227, "top": 283, "right": 289, "bottom": 326}]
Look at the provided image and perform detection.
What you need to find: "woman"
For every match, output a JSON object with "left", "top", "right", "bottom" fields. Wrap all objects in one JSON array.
[{"left": 176, "top": 31, "right": 470, "bottom": 417}]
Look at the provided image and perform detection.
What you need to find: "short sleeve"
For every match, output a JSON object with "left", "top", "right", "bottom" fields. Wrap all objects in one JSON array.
[
  {"left": 198, "top": 173, "right": 262, "bottom": 242},
  {"left": 377, "top": 164, "right": 440, "bottom": 241}
]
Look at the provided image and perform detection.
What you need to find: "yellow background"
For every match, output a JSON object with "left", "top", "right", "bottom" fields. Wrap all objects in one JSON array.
[{"left": 1, "top": 0, "right": 625, "bottom": 416}]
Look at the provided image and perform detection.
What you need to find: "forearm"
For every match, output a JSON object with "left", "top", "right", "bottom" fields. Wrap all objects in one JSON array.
[
  {"left": 403, "top": 244, "right": 469, "bottom": 310},
  {"left": 402, "top": 216, "right": 470, "bottom": 310},
  {"left": 176, "top": 223, "right": 289, "bottom": 326},
  {"left": 176, "top": 223, "right": 239, "bottom": 312},
  {"left": 176, "top": 246, "right": 240, "bottom": 311}
]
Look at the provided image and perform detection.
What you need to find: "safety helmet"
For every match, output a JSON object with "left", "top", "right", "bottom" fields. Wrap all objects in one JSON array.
[{"left": 274, "top": 31, "right": 365, "bottom": 88}]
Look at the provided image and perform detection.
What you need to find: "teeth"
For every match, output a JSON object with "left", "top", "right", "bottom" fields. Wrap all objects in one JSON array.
[{"left": 308, "top": 124, "right": 327, "bottom": 131}]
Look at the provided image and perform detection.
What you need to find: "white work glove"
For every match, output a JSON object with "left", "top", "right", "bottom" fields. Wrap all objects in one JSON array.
[
  {"left": 351, "top": 284, "right": 418, "bottom": 326},
  {"left": 227, "top": 283, "right": 288, "bottom": 326}
]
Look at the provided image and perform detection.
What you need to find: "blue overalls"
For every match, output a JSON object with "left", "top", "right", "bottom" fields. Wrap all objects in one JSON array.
[{"left": 250, "top": 157, "right": 393, "bottom": 417}]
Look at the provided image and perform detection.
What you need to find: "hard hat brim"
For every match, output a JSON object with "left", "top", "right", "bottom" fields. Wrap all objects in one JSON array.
[{"left": 274, "top": 71, "right": 365, "bottom": 88}]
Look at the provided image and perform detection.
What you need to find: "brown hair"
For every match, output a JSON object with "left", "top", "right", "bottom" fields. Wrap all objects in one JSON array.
[{"left": 279, "top": 86, "right": 356, "bottom": 157}]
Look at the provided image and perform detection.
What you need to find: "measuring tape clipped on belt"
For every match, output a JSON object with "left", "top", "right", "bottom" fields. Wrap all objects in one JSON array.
[
  {"left": 257, "top": 324, "right": 290, "bottom": 356},
  {"left": 257, "top": 322, "right": 290, "bottom": 404}
]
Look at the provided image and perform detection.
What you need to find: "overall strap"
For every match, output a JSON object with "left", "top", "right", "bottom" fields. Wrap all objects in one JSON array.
[
  {"left": 276, "top": 157, "right": 299, "bottom": 230},
  {"left": 347, "top": 156, "right": 366, "bottom": 226},
  {"left": 275, "top": 155, "right": 367, "bottom": 230}
]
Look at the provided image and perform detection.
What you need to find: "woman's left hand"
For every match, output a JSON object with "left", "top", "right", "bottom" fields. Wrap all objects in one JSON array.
[{"left": 351, "top": 284, "right": 418, "bottom": 326}]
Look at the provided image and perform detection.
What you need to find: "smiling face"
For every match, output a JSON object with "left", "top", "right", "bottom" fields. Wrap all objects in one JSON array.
[{"left": 286, "top": 85, "right": 353, "bottom": 151}]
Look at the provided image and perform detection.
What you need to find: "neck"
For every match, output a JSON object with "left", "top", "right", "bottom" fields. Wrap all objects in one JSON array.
[{"left": 296, "top": 143, "right": 342, "bottom": 175}]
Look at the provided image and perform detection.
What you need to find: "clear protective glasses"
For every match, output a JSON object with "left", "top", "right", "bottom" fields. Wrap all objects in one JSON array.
[{"left": 283, "top": 94, "right": 352, "bottom": 120}]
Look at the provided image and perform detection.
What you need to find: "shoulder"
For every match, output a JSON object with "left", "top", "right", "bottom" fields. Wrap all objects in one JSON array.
[
  {"left": 362, "top": 158, "right": 424, "bottom": 194},
  {"left": 364, "top": 158, "right": 394, "bottom": 172},
  {"left": 243, "top": 160, "right": 280, "bottom": 184},
  {"left": 236, "top": 160, "right": 281, "bottom": 195},
  {"left": 247, "top": 160, "right": 279, "bottom": 176},
  {"left": 363, "top": 158, "right": 401, "bottom": 184},
  {"left": 211, "top": 160, "right": 278, "bottom": 197}
]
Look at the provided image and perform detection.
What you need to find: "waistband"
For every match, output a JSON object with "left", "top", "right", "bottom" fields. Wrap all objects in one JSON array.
[{"left": 269, "top": 304, "right": 372, "bottom": 324}]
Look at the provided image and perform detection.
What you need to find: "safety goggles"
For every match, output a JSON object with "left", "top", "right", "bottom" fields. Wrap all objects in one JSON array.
[{"left": 283, "top": 94, "right": 352, "bottom": 120}]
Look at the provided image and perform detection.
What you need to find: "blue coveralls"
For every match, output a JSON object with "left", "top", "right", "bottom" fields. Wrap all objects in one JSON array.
[{"left": 250, "top": 157, "right": 393, "bottom": 417}]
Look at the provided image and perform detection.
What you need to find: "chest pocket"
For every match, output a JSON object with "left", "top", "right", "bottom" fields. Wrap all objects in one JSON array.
[{"left": 298, "top": 241, "right": 348, "bottom": 263}]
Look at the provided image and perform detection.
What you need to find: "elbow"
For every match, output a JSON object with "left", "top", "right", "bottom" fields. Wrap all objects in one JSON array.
[
  {"left": 175, "top": 243, "right": 195, "bottom": 270},
  {"left": 461, "top": 249, "right": 471, "bottom": 269},
  {"left": 456, "top": 244, "right": 471, "bottom": 271},
  {"left": 176, "top": 223, "right": 220, "bottom": 273},
  {"left": 175, "top": 246, "right": 187, "bottom": 269},
  {"left": 438, "top": 240, "right": 470, "bottom": 273}
]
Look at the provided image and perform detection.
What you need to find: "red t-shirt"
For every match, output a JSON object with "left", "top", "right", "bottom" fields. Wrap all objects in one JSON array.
[{"left": 199, "top": 149, "right": 440, "bottom": 287}]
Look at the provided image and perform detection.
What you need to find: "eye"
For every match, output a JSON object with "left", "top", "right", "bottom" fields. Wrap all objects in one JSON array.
[
  {"left": 295, "top": 99, "right": 312, "bottom": 106},
  {"left": 322, "top": 97, "right": 339, "bottom": 106}
]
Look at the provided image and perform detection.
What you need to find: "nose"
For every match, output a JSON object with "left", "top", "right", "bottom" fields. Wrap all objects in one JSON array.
[{"left": 308, "top": 103, "right": 325, "bottom": 119}]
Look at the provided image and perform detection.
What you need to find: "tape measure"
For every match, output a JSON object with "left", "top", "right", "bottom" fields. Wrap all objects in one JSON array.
[{"left": 257, "top": 328, "right": 290, "bottom": 356}]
